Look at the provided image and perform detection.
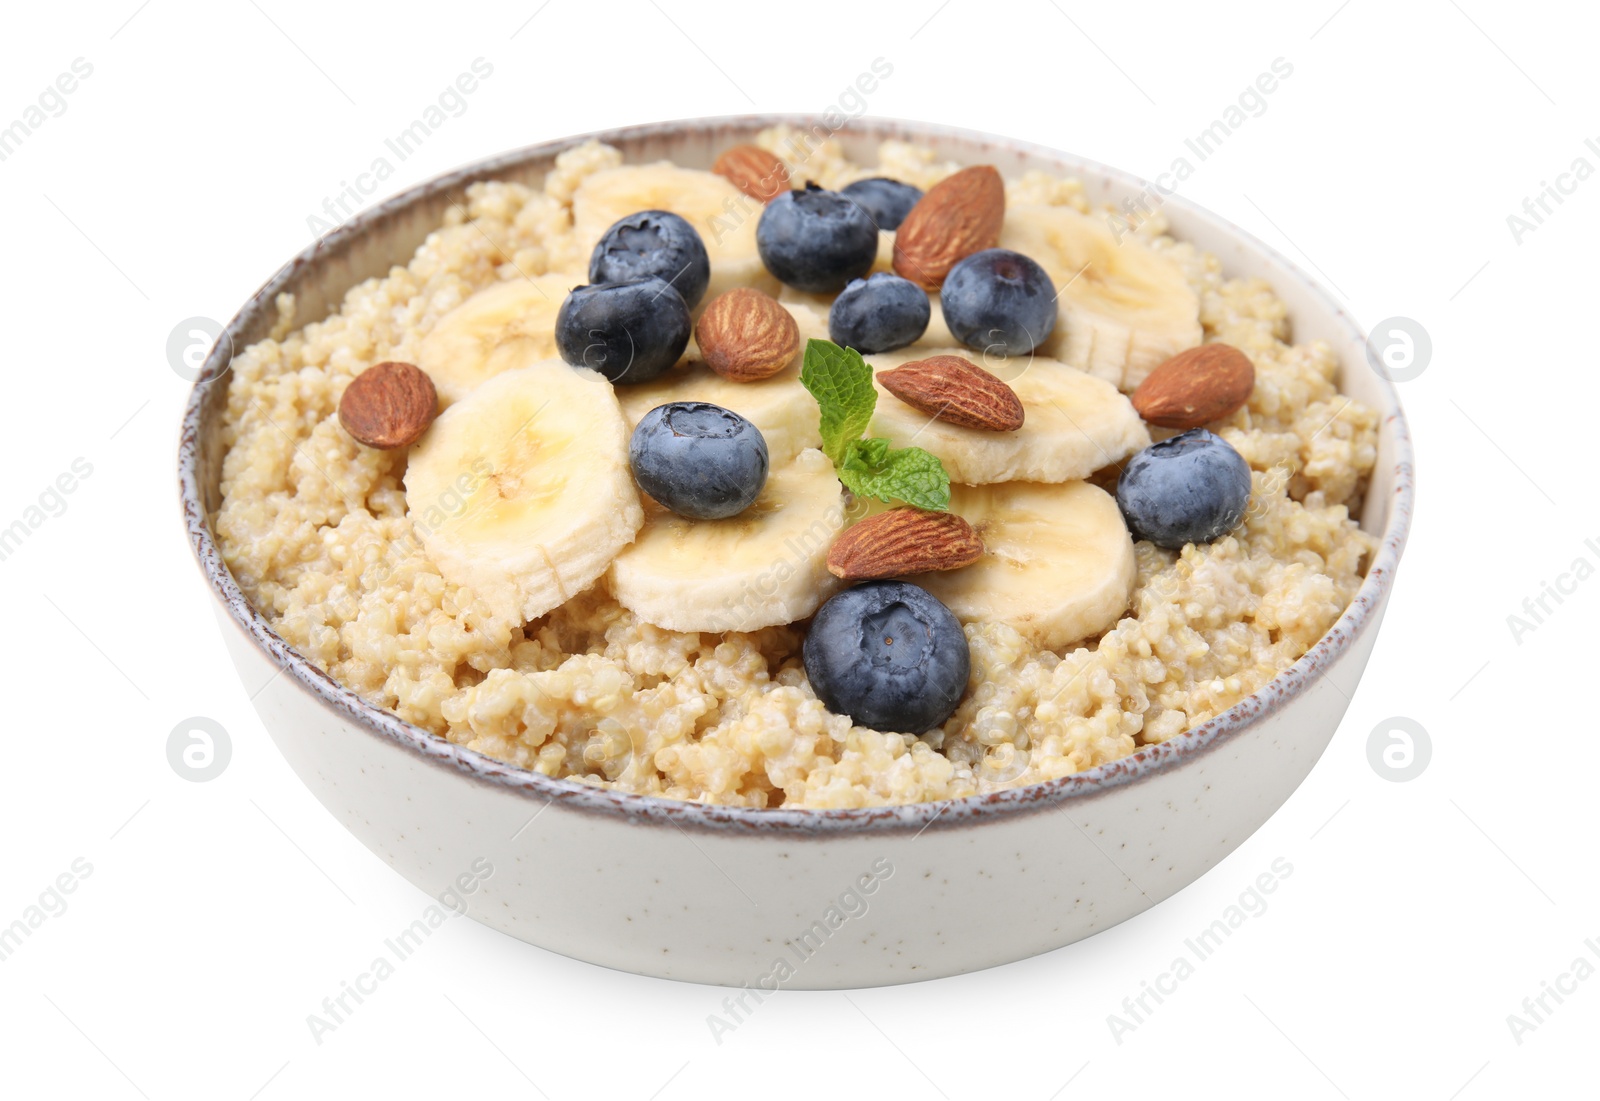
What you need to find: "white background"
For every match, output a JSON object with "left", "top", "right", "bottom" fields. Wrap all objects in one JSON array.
[{"left": 0, "top": 1, "right": 1591, "bottom": 1098}]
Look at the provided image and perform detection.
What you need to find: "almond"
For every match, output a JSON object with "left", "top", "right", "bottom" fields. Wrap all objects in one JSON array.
[
  {"left": 1132, "top": 343, "right": 1255, "bottom": 429},
  {"left": 892, "top": 165, "right": 1005, "bottom": 289},
  {"left": 713, "top": 144, "right": 790, "bottom": 203},
  {"left": 877, "top": 355, "right": 1025, "bottom": 432},
  {"left": 827, "top": 508, "right": 985, "bottom": 580},
  {"left": 338, "top": 361, "right": 438, "bottom": 449},
  {"left": 695, "top": 288, "right": 800, "bottom": 381}
]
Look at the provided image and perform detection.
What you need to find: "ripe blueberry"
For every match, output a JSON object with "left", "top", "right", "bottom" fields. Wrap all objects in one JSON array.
[
  {"left": 555, "top": 278, "right": 692, "bottom": 384},
  {"left": 841, "top": 176, "right": 924, "bottom": 231},
  {"left": 589, "top": 210, "right": 711, "bottom": 309},
  {"left": 629, "top": 402, "right": 769, "bottom": 519},
  {"left": 828, "top": 273, "right": 931, "bottom": 354},
  {"left": 1115, "top": 429, "right": 1253, "bottom": 549},
  {"left": 756, "top": 183, "right": 879, "bottom": 294},
  {"left": 940, "top": 248, "right": 1058, "bottom": 356},
  {"left": 803, "top": 581, "right": 970, "bottom": 734}
]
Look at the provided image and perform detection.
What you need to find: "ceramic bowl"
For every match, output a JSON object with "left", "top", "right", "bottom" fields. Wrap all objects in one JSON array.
[{"left": 180, "top": 115, "right": 1413, "bottom": 988}]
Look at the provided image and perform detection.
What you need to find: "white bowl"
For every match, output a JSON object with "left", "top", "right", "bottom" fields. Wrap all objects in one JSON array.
[{"left": 180, "top": 116, "right": 1413, "bottom": 988}]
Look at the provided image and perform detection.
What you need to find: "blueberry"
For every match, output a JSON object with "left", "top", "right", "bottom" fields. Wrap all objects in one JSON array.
[
  {"left": 841, "top": 176, "right": 923, "bottom": 230},
  {"left": 756, "top": 182, "right": 879, "bottom": 294},
  {"left": 940, "top": 248, "right": 1057, "bottom": 356},
  {"left": 1115, "top": 429, "right": 1253, "bottom": 550},
  {"left": 556, "top": 278, "right": 691, "bottom": 384},
  {"left": 629, "top": 402, "right": 769, "bottom": 519},
  {"left": 828, "top": 273, "right": 931, "bottom": 354},
  {"left": 803, "top": 581, "right": 970, "bottom": 734},
  {"left": 588, "top": 210, "right": 711, "bottom": 309}
]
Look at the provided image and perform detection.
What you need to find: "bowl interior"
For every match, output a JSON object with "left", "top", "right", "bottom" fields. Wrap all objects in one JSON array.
[{"left": 182, "top": 115, "right": 1412, "bottom": 827}]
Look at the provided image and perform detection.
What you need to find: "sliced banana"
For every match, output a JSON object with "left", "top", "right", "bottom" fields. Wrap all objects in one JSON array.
[
  {"left": 870, "top": 229, "right": 896, "bottom": 274},
  {"left": 922, "top": 297, "right": 958, "bottom": 348},
  {"left": 915, "top": 481, "right": 1136, "bottom": 649},
  {"left": 608, "top": 448, "right": 847, "bottom": 633},
  {"left": 776, "top": 285, "right": 837, "bottom": 318},
  {"left": 999, "top": 203, "right": 1201, "bottom": 391},
  {"left": 616, "top": 301, "right": 829, "bottom": 465},
  {"left": 864, "top": 349, "right": 1150, "bottom": 484},
  {"left": 571, "top": 163, "right": 779, "bottom": 307},
  {"left": 404, "top": 359, "right": 643, "bottom": 622},
  {"left": 418, "top": 273, "right": 580, "bottom": 405}
]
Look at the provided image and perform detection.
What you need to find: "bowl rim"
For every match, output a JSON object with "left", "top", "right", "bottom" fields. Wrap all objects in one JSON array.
[{"left": 179, "top": 113, "right": 1414, "bottom": 836}]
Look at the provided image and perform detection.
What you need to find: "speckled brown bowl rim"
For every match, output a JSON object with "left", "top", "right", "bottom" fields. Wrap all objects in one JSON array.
[{"left": 179, "top": 114, "right": 1413, "bottom": 836}]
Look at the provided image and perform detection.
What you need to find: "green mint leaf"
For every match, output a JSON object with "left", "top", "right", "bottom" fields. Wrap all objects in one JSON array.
[
  {"left": 800, "top": 338, "right": 953, "bottom": 511},
  {"left": 841, "top": 436, "right": 889, "bottom": 472},
  {"left": 838, "top": 439, "right": 951, "bottom": 512},
  {"left": 800, "top": 339, "right": 876, "bottom": 463}
]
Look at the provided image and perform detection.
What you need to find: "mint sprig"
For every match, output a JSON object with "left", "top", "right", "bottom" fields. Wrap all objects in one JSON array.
[
  {"left": 839, "top": 438, "right": 950, "bottom": 511},
  {"left": 799, "top": 338, "right": 877, "bottom": 463},
  {"left": 799, "top": 339, "right": 951, "bottom": 512}
]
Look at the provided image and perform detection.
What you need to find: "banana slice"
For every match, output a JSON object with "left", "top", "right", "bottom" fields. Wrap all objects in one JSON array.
[
  {"left": 418, "top": 273, "right": 580, "bottom": 405},
  {"left": 615, "top": 302, "right": 829, "bottom": 465},
  {"left": 915, "top": 481, "right": 1136, "bottom": 649},
  {"left": 571, "top": 163, "right": 779, "bottom": 307},
  {"left": 864, "top": 350, "right": 1150, "bottom": 484},
  {"left": 404, "top": 360, "right": 643, "bottom": 622},
  {"left": 870, "top": 229, "right": 896, "bottom": 274},
  {"left": 922, "top": 297, "right": 958, "bottom": 348},
  {"left": 999, "top": 203, "right": 1200, "bottom": 391},
  {"left": 776, "top": 285, "right": 837, "bottom": 317},
  {"left": 609, "top": 448, "right": 847, "bottom": 633}
]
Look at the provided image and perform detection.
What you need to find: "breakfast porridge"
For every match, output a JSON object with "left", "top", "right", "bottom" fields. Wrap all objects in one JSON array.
[{"left": 213, "top": 126, "right": 1377, "bottom": 809}]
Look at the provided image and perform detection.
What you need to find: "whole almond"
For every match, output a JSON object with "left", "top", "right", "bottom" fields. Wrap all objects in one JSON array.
[
  {"left": 713, "top": 145, "right": 790, "bottom": 203},
  {"left": 338, "top": 361, "right": 438, "bottom": 449},
  {"left": 1132, "top": 343, "right": 1255, "bottom": 429},
  {"left": 892, "top": 165, "right": 1005, "bottom": 289},
  {"left": 695, "top": 288, "right": 800, "bottom": 381},
  {"left": 877, "top": 355, "right": 1025, "bottom": 432},
  {"left": 828, "top": 508, "right": 985, "bottom": 580}
]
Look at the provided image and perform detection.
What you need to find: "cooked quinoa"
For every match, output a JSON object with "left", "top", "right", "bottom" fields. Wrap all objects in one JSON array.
[{"left": 214, "top": 130, "right": 1377, "bottom": 809}]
